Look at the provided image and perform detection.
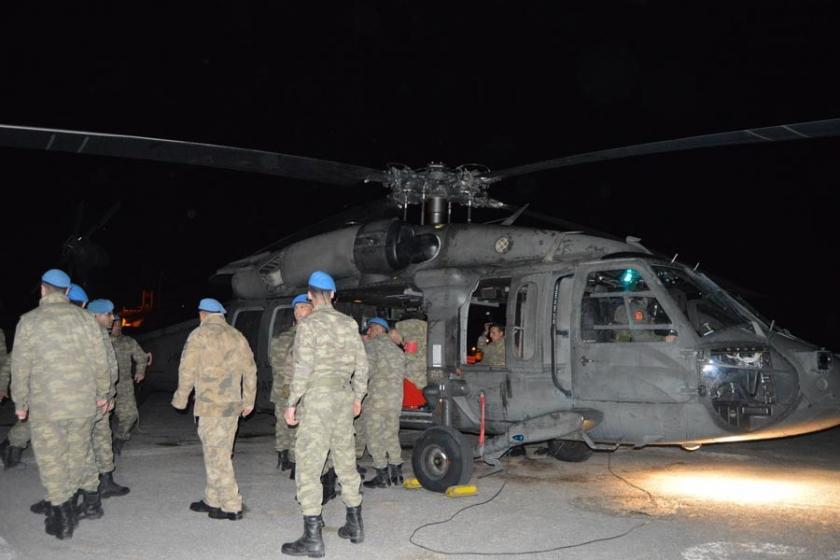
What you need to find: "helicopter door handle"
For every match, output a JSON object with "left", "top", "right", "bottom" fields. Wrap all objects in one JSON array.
[{"left": 580, "top": 355, "right": 592, "bottom": 366}]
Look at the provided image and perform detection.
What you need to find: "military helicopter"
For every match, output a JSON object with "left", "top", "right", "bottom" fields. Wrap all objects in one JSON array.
[{"left": 1, "top": 118, "right": 839, "bottom": 493}]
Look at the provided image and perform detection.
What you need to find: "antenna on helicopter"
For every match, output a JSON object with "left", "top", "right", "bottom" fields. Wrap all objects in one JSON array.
[
  {"left": 671, "top": 253, "right": 679, "bottom": 263},
  {"left": 694, "top": 262, "right": 700, "bottom": 271}
]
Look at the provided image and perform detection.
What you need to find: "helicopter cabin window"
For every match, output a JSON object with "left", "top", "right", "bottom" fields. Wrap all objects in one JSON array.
[
  {"left": 465, "top": 279, "right": 509, "bottom": 366},
  {"left": 512, "top": 284, "right": 535, "bottom": 361},
  {"left": 270, "top": 306, "right": 294, "bottom": 339},
  {"left": 232, "top": 308, "right": 264, "bottom": 356},
  {"left": 581, "top": 269, "right": 677, "bottom": 343}
]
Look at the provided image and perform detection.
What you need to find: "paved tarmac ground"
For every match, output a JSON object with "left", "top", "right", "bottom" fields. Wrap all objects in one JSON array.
[{"left": 1, "top": 393, "right": 839, "bottom": 560}]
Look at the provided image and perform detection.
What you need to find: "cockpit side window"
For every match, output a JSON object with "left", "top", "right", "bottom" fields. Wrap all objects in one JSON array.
[
  {"left": 270, "top": 306, "right": 294, "bottom": 339},
  {"left": 464, "top": 278, "right": 510, "bottom": 366},
  {"left": 232, "top": 308, "right": 264, "bottom": 356},
  {"left": 581, "top": 269, "right": 677, "bottom": 343}
]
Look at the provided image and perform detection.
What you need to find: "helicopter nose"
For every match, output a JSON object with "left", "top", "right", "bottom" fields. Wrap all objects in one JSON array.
[{"left": 785, "top": 350, "right": 840, "bottom": 433}]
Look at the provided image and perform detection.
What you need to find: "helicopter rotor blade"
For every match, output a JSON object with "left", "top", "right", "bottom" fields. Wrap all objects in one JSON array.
[
  {"left": 490, "top": 117, "right": 840, "bottom": 181},
  {"left": 0, "top": 124, "right": 386, "bottom": 187},
  {"left": 84, "top": 201, "right": 121, "bottom": 239}
]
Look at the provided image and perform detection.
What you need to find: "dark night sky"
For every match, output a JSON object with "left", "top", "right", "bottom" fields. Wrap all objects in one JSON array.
[{"left": 1, "top": 2, "right": 839, "bottom": 348}]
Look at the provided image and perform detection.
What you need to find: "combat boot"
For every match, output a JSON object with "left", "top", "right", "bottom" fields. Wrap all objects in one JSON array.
[
  {"left": 3, "top": 444, "right": 23, "bottom": 469},
  {"left": 320, "top": 468, "right": 336, "bottom": 505},
  {"left": 0, "top": 439, "right": 8, "bottom": 467},
  {"left": 78, "top": 490, "right": 104, "bottom": 520},
  {"left": 30, "top": 499, "right": 50, "bottom": 515},
  {"left": 98, "top": 470, "right": 130, "bottom": 498},
  {"left": 388, "top": 463, "right": 404, "bottom": 486},
  {"left": 362, "top": 467, "right": 389, "bottom": 488},
  {"left": 281, "top": 515, "right": 325, "bottom": 558},
  {"left": 55, "top": 500, "right": 75, "bottom": 539},
  {"left": 337, "top": 505, "right": 364, "bottom": 544},
  {"left": 45, "top": 504, "right": 61, "bottom": 537},
  {"left": 288, "top": 461, "right": 296, "bottom": 480},
  {"left": 277, "top": 449, "right": 290, "bottom": 470},
  {"left": 112, "top": 437, "right": 127, "bottom": 455}
]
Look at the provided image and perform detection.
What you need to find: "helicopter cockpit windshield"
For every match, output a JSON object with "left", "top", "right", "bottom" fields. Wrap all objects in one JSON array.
[{"left": 652, "top": 266, "right": 754, "bottom": 337}]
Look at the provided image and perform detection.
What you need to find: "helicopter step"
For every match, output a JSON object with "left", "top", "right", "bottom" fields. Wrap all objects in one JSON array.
[{"left": 480, "top": 410, "right": 587, "bottom": 465}]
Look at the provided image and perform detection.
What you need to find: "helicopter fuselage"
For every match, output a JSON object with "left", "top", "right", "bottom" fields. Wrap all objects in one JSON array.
[{"left": 138, "top": 222, "right": 840, "bottom": 459}]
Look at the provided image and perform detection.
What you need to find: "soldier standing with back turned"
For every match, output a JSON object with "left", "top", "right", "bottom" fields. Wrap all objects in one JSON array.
[
  {"left": 172, "top": 297, "right": 257, "bottom": 520},
  {"left": 282, "top": 271, "right": 369, "bottom": 557},
  {"left": 10, "top": 270, "right": 111, "bottom": 539},
  {"left": 0, "top": 283, "right": 90, "bottom": 469}
]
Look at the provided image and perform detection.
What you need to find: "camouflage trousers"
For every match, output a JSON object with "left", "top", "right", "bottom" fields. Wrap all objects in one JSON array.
[
  {"left": 404, "top": 368, "right": 428, "bottom": 391},
  {"left": 364, "top": 405, "right": 403, "bottom": 468},
  {"left": 113, "top": 384, "right": 139, "bottom": 441},
  {"left": 295, "top": 388, "right": 361, "bottom": 516},
  {"left": 274, "top": 404, "right": 298, "bottom": 461},
  {"left": 30, "top": 417, "right": 98, "bottom": 505},
  {"left": 354, "top": 412, "right": 366, "bottom": 459},
  {"left": 92, "top": 410, "right": 115, "bottom": 473},
  {"left": 7, "top": 418, "right": 31, "bottom": 448},
  {"left": 197, "top": 416, "right": 242, "bottom": 513}
]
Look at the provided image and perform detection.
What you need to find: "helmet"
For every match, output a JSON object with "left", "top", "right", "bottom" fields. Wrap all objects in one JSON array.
[
  {"left": 308, "top": 271, "right": 336, "bottom": 291},
  {"left": 291, "top": 294, "right": 310, "bottom": 307},
  {"left": 198, "top": 297, "right": 226, "bottom": 314},
  {"left": 68, "top": 283, "right": 89, "bottom": 305},
  {"left": 368, "top": 317, "right": 389, "bottom": 332},
  {"left": 41, "top": 269, "right": 71, "bottom": 289},
  {"left": 88, "top": 299, "right": 115, "bottom": 314}
]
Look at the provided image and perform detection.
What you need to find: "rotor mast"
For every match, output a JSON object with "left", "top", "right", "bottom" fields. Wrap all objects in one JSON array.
[{"left": 371, "top": 163, "right": 505, "bottom": 226}]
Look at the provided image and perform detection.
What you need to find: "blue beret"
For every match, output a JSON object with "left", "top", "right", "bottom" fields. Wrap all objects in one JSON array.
[
  {"left": 41, "top": 269, "right": 71, "bottom": 289},
  {"left": 68, "top": 283, "right": 89, "bottom": 304},
  {"left": 368, "top": 317, "right": 389, "bottom": 332},
  {"left": 308, "top": 271, "right": 336, "bottom": 291},
  {"left": 292, "top": 294, "right": 310, "bottom": 307},
  {"left": 198, "top": 298, "right": 227, "bottom": 314},
  {"left": 88, "top": 299, "right": 115, "bottom": 314}
]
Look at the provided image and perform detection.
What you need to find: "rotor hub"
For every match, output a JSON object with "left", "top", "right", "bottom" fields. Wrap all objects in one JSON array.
[{"left": 374, "top": 163, "right": 504, "bottom": 211}]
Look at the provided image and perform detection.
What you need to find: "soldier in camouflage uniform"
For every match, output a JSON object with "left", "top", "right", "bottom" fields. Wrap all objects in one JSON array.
[
  {"left": 270, "top": 293, "right": 312, "bottom": 476},
  {"left": 87, "top": 299, "right": 129, "bottom": 499},
  {"left": 110, "top": 316, "right": 148, "bottom": 454},
  {"left": 477, "top": 323, "right": 506, "bottom": 367},
  {"left": 362, "top": 318, "right": 407, "bottom": 489},
  {"left": 11, "top": 270, "right": 112, "bottom": 539},
  {"left": 394, "top": 316, "right": 428, "bottom": 387},
  {"left": 282, "top": 271, "right": 369, "bottom": 557},
  {"left": 1, "top": 284, "right": 90, "bottom": 470},
  {"left": 173, "top": 297, "right": 257, "bottom": 521}
]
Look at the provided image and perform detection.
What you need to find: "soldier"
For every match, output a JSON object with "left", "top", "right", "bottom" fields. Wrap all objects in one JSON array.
[
  {"left": 362, "top": 317, "right": 407, "bottom": 489},
  {"left": 68, "top": 283, "right": 89, "bottom": 308},
  {"left": 0, "top": 284, "right": 91, "bottom": 470},
  {"left": 172, "top": 298, "right": 257, "bottom": 521},
  {"left": 282, "top": 271, "right": 369, "bottom": 557},
  {"left": 395, "top": 315, "right": 429, "bottom": 387},
  {"left": 10, "top": 269, "right": 111, "bottom": 539},
  {"left": 110, "top": 315, "right": 148, "bottom": 454},
  {"left": 477, "top": 323, "right": 506, "bottom": 366},
  {"left": 270, "top": 293, "right": 313, "bottom": 476},
  {"left": 87, "top": 299, "right": 129, "bottom": 498}
]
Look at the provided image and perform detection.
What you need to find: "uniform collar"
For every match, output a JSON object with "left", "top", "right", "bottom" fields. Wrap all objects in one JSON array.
[
  {"left": 39, "top": 292, "right": 69, "bottom": 306},
  {"left": 202, "top": 313, "right": 228, "bottom": 325}
]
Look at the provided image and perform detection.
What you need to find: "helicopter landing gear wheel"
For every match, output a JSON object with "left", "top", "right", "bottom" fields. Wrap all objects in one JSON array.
[
  {"left": 547, "top": 439, "right": 593, "bottom": 462},
  {"left": 412, "top": 425, "right": 474, "bottom": 493}
]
